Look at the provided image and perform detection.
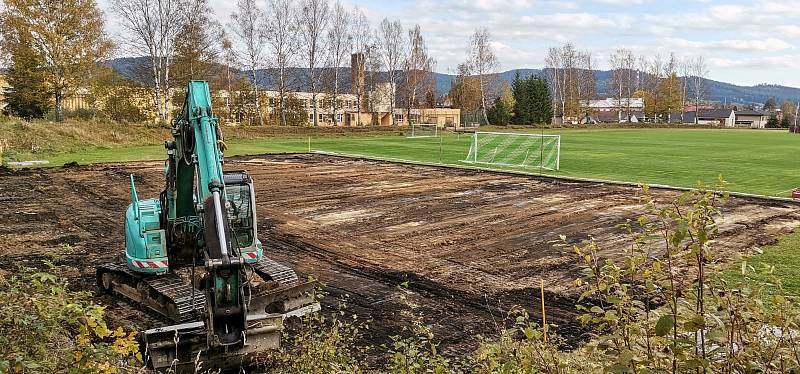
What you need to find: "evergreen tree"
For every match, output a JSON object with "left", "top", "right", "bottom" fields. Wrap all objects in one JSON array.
[
  {"left": 4, "top": 32, "right": 50, "bottom": 118},
  {"left": 780, "top": 114, "right": 791, "bottom": 128},
  {"left": 512, "top": 74, "right": 553, "bottom": 125},
  {"left": 530, "top": 76, "right": 553, "bottom": 124},
  {"left": 511, "top": 73, "right": 530, "bottom": 124},
  {"left": 763, "top": 97, "right": 777, "bottom": 112},
  {"left": 488, "top": 96, "right": 511, "bottom": 125},
  {"left": 766, "top": 114, "right": 779, "bottom": 128}
]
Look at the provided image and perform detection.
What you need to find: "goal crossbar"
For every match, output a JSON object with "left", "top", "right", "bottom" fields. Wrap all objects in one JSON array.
[{"left": 408, "top": 123, "right": 439, "bottom": 138}]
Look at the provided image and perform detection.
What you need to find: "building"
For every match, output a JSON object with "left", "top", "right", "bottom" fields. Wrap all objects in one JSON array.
[
  {"left": 734, "top": 110, "right": 769, "bottom": 128},
  {"left": 587, "top": 98, "right": 644, "bottom": 112},
  {"left": 585, "top": 110, "right": 642, "bottom": 124},
  {"left": 682, "top": 109, "right": 736, "bottom": 126}
]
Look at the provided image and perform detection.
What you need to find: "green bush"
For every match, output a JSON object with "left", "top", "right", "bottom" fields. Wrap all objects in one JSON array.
[{"left": 0, "top": 268, "right": 140, "bottom": 373}]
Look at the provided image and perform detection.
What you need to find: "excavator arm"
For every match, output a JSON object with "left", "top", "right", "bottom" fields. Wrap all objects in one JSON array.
[
  {"left": 97, "top": 81, "right": 317, "bottom": 371},
  {"left": 169, "top": 81, "right": 246, "bottom": 347}
]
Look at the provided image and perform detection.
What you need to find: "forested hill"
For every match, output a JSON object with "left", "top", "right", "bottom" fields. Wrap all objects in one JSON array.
[{"left": 107, "top": 57, "right": 800, "bottom": 106}]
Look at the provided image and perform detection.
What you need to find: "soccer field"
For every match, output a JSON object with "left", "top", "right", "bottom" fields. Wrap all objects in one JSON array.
[{"left": 301, "top": 128, "right": 799, "bottom": 197}]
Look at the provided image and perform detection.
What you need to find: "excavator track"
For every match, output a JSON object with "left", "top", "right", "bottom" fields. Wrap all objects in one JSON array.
[
  {"left": 97, "top": 262, "right": 205, "bottom": 323},
  {"left": 249, "top": 257, "right": 316, "bottom": 315},
  {"left": 97, "top": 257, "right": 314, "bottom": 323}
]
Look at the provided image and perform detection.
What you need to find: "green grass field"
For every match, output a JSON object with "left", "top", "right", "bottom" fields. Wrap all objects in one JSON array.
[
  {"left": 308, "top": 128, "right": 800, "bottom": 197},
  {"left": 9, "top": 127, "right": 800, "bottom": 197}
]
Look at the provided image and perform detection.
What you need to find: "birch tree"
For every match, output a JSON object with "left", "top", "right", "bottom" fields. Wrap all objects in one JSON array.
[
  {"left": 364, "top": 36, "right": 384, "bottom": 126},
  {"left": 688, "top": 56, "right": 708, "bottom": 124},
  {"left": 465, "top": 28, "right": 499, "bottom": 126},
  {"left": 378, "top": 18, "right": 405, "bottom": 126},
  {"left": 297, "top": 0, "right": 329, "bottom": 126},
  {"left": 114, "top": 0, "right": 185, "bottom": 121},
  {"left": 403, "top": 25, "right": 435, "bottom": 125},
  {"left": 544, "top": 47, "right": 563, "bottom": 123},
  {"left": 264, "top": 0, "right": 297, "bottom": 126},
  {"left": 324, "top": 1, "right": 351, "bottom": 126},
  {"left": 231, "top": 0, "right": 266, "bottom": 125},
  {"left": 609, "top": 48, "right": 636, "bottom": 122},
  {"left": 576, "top": 51, "right": 595, "bottom": 119}
]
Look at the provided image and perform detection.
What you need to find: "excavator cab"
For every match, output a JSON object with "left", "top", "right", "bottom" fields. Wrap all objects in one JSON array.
[{"left": 223, "top": 171, "right": 262, "bottom": 263}]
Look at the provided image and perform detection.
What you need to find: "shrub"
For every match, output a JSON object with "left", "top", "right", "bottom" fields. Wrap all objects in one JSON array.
[
  {"left": 260, "top": 285, "right": 368, "bottom": 373},
  {"left": 0, "top": 268, "right": 140, "bottom": 373}
]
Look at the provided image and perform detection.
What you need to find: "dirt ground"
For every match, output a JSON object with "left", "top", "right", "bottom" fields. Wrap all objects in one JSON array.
[{"left": 2, "top": 153, "right": 799, "bottom": 360}]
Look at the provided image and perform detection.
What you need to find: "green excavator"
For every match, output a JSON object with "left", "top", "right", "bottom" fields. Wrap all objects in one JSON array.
[{"left": 97, "top": 81, "right": 316, "bottom": 371}]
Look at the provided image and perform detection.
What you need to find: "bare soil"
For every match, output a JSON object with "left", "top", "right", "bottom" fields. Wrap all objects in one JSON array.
[{"left": 2, "top": 153, "right": 799, "bottom": 361}]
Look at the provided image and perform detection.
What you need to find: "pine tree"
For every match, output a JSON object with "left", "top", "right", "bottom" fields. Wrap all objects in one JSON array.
[{"left": 4, "top": 32, "right": 50, "bottom": 118}]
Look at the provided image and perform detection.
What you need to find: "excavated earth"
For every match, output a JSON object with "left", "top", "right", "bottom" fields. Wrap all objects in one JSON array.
[{"left": 2, "top": 153, "right": 800, "bottom": 361}]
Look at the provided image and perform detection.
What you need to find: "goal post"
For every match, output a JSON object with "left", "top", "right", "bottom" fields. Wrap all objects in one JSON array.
[
  {"left": 462, "top": 132, "right": 561, "bottom": 170},
  {"left": 409, "top": 123, "right": 439, "bottom": 138}
]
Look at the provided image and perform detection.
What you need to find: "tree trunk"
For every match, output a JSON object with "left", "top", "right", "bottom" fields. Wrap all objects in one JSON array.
[{"left": 54, "top": 88, "right": 63, "bottom": 121}]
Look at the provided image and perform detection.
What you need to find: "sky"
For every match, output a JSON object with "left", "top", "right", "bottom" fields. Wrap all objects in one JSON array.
[{"left": 96, "top": 0, "right": 800, "bottom": 87}]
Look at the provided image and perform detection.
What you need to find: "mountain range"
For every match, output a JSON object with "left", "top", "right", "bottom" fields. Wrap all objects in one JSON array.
[{"left": 107, "top": 57, "right": 800, "bottom": 107}]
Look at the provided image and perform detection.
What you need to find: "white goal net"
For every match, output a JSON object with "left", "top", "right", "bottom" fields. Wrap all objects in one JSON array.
[
  {"left": 462, "top": 132, "right": 561, "bottom": 170},
  {"left": 409, "top": 124, "right": 439, "bottom": 138}
]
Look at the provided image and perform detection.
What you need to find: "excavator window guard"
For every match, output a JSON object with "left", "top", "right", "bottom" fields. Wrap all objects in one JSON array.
[{"left": 225, "top": 183, "right": 255, "bottom": 249}]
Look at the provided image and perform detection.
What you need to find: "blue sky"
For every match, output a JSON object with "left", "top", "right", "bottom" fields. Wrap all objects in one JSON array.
[{"left": 98, "top": 0, "right": 800, "bottom": 87}]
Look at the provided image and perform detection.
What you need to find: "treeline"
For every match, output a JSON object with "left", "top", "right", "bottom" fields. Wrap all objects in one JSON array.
[
  {"left": 448, "top": 41, "right": 712, "bottom": 125},
  {"left": 0, "top": 0, "right": 455, "bottom": 126}
]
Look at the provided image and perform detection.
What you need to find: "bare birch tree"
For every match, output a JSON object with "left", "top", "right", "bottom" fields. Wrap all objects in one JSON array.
[
  {"left": 113, "top": 0, "right": 185, "bottom": 121},
  {"left": 576, "top": 51, "right": 595, "bottom": 120},
  {"left": 465, "top": 28, "right": 499, "bottom": 126},
  {"left": 231, "top": 0, "right": 266, "bottom": 125},
  {"left": 264, "top": 0, "right": 297, "bottom": 126},
  {"left": 297, "top": 0, "right": 329, "bottom": 126},
  {"left": 544, "top": 47, "right": 562, "bottom": 123},
  {"left": 403, "top": 25, "right": 435, "bottom": 125},
  {"left": 378, "top": 18, "right": 404, "bottom": 126},
  {"left": 688, "top": 55, "right": 708, "bottom": 124},
  {"left": 324, "top": 1, "right": 350, "bottom": 126},
  {"left": 609, "top": 48, "right": 636, "bottom": 122},
  {"left": 350, "top": 8, "right": 371, "bottom": 126},
  {"left": 221, "top": 37, "right": 235, "bottom": 123}
]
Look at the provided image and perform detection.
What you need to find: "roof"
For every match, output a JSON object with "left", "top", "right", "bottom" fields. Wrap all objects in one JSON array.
[
  {"left": 687, "top": 109, "right": 734, "bottom": 119},
  {"left": 735, "top": 110, "right": 767, "bottom": 117}
]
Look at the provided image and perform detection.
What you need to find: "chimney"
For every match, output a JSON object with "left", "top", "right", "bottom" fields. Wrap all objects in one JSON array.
[{"left": 351, "top": 53, "right": 365, "bottom": 96}]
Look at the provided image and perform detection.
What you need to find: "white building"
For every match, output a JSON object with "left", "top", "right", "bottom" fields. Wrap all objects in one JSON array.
[{"left": 587, "top": 98, "right": 645, "bottom": 112}]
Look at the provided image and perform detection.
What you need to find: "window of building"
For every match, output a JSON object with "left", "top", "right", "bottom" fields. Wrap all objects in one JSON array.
[{"left": 395, "top": 114, "right": 404, "bottom": 122}]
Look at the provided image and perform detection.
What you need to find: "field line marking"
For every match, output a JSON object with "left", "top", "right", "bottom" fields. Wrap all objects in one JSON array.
[{"left": 309, "top": 150, "right": 799, "bottom": 204}]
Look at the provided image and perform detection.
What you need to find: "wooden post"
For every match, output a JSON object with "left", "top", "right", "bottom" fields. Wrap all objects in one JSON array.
[{"left": 541, "top": 279, "right": 548, "bottom": 343}]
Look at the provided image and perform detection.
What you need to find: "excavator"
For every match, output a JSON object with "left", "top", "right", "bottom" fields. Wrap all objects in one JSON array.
[{"left": 97, "top": 81, "right": 316, "bottom": 371}]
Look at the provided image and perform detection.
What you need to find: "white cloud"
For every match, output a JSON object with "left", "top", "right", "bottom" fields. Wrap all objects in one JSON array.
[{"left": 663, "top": 37, "right": 793, "bottom": 52}]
